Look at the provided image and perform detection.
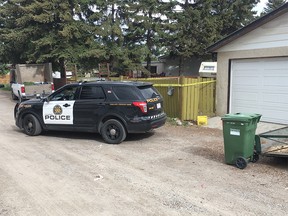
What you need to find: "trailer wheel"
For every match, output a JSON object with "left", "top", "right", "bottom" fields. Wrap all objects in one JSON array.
[
  {"left": 23, "top": 114, "right": 42, "bottom": 136},
  {"left": 252, "top": 152, "right": 259, "bottom": 163},
  {"left": 235, "top": 157, "right": 248, "bottom": 169}
]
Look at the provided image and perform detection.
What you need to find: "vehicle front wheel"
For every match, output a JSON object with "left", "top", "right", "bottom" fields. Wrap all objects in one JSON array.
[
  {"left": 101, "top": 119, "right": 126, "bottom": 144},
  {"left": 23, "top": 114, "right": 42, "bottom": 136}
]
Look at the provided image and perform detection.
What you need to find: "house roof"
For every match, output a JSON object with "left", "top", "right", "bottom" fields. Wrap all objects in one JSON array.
[{"left": 207, "top": 2, "right": 288, "bottom": 52}]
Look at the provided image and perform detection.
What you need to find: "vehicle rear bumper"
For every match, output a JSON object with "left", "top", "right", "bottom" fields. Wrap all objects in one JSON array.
[{"left": 126, "top": 113, "right": 167, "bottom": 133}]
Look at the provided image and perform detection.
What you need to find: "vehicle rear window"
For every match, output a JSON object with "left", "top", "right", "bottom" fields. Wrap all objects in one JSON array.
[
  {"left": 80, "top": 86, "right": 105, "bottom": 99},
  {"left": 112, "top": 86, "right": 141, "bottom": 100},
  {"left": 138, "top": 86, "right": 160, "bottom": 99}
]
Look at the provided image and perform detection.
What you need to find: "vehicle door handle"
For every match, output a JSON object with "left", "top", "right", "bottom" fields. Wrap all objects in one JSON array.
[{"left": 63, "top": 103, "right": 71, "bottom": 107}]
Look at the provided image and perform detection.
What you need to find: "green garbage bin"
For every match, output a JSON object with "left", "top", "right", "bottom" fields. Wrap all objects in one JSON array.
[{"left": 221, "top": 113, "right": 261, "bottom": 169}]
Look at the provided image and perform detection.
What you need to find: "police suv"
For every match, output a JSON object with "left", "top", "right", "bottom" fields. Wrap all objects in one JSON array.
[{"left": 14, "top": 81, "right": 167, "bottom": 144}]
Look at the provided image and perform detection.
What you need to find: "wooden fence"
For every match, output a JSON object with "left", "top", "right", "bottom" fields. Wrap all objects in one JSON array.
[
  {"left": 115, "top": 76, "right": 216, "bottom": 122},
  {"left": 0, "top": 74, "right": 10, "bottom": 84}
]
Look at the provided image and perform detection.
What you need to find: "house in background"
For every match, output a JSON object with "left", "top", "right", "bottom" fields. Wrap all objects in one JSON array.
[
  {"left": 140, "top": 56, "right": 202, "bottom": 77},
  {"left": 139, "top": 61, "right": 165, "bottom": 77},
  {"left": 159, "top": 56, "right": 202, "bottom": 77},
  {"left": 207, "top": 3, "right": 288, "bottom": 124}
]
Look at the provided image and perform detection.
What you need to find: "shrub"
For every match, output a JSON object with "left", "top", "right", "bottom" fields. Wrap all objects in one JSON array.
[{"left": 0, "top": 64, "right": 9, "bottom": 76}]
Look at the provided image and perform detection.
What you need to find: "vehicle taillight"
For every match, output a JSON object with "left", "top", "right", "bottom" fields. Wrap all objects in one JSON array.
[
  {"left": 51, "top": 83, "right": 55, "bottom": 91},
  {"left": 132, "top": 101, "right": 147, "bottom": 114},
  {"left": 21, "top": 86, "right": 25, "bottom": 93}
]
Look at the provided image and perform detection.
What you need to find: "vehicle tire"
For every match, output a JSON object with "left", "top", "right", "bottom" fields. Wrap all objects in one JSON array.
[
  {"left": 101, "top": 119, "right": 126, "bottom": 144},
  {"left": 23, "top": 114, "right": 42, "bottom": 136},
  {"left": 235, "top": 157, "right": 248, "bottom": 169},
  {"left": 252, "top": 152, "right": 259, "bottom": 163},
  {"left": 11, "top": 91, "right": 18, "bottom": 100}
]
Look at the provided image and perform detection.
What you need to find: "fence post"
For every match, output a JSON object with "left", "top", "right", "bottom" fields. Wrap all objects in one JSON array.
[{"left": 179, "top": 76, "right": 186, "bottom": 121}]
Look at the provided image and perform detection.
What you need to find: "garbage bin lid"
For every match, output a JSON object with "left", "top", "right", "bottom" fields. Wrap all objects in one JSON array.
[{"left": 221, "top": 113, "right": 261, "bottom": 122}]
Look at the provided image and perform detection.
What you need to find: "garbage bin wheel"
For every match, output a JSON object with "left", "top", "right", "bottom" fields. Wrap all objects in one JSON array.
[
  {"left": 252, "top": 152, "right": 259, "bottom": 163},
  {"left": 235, "top": 157, "right": 248, "bottom": 169}
]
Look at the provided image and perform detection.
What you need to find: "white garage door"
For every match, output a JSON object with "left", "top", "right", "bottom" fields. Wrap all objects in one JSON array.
[{"left": 230, "top": 57, "right": 288, "bottom": 124}]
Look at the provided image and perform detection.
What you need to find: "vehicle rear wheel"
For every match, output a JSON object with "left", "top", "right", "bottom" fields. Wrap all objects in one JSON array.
[
  {"left": 23, "top": 114, "right": 42, "bottom": 136},
  {"left": 101, "top": 119, "right": 126, "bottom": 144},
  {"left": 11, "top": 91, "right": 18, "bottom": 100}
]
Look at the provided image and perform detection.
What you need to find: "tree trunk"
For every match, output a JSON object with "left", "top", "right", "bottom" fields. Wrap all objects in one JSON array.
[
  {"left": 178, "top": 56, "right": 183, "bottom": 76},
  {"left": 146, "top": 53, "right": 151, "bottom": 77},
  {"left": 109, "top": 3, "right": 116, "bottom": 72},
  {"left": 59, "top": 58, "right": 66, "bottom": 79},
  {"left": 145, "top": 10, "right": 153, "bottom": 77}
]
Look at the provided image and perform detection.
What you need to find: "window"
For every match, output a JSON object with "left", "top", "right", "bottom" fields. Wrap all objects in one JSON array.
[
  {"left": 138, "top": 86, "right": 160, "bottom": 99},
  {"left": 50, "top": 86, "right": 78, "bottom": 101},
  {"left": 80, "top": 86, "right": 105, "bottom": 100},
  {"left": 112, "top": 86, "right": 141, "bottom": 100},
  {"left": 145, "top": 66, "right": 157, "bottom": 74}
]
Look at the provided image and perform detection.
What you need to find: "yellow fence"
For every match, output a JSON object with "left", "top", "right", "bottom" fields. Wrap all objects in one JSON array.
[{"left": 115, "top": 76, "right": 216, "bottom": 122}]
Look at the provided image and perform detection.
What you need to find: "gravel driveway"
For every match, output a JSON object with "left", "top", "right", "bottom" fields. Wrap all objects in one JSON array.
[{"left": 0, "top": 90, "right": 287, "bottom": 216}]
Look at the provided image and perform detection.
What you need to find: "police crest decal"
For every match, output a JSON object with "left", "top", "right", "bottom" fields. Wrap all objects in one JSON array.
[{"left": 53, "top": 105, "right": 62, "bottom": 115}]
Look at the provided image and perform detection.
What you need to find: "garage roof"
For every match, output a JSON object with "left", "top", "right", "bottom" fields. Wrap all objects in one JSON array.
[{"left": 207, "top": 3, "right": 288, "bottom": 52}]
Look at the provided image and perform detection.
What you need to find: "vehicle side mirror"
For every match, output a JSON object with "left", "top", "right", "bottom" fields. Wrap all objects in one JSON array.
[{"left": 42, "top": 97, "right": 49, "bottom": 102}]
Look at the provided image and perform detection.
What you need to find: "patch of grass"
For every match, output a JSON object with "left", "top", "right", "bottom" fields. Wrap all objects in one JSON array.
[
  {"left": 166, "top": 117, "right": 178, "bottom": 126},
  {"left": 182, "top": 121, "right": 189, "bottom": 126},
  {"left": 166, "top": 117, "right": 195, "bottom": 127},
  {"left": 23, "top": 82, "right": 35, "bottom": 86},
  {"left": 0, "top": 84, "right": 11, "bottom": 91}
]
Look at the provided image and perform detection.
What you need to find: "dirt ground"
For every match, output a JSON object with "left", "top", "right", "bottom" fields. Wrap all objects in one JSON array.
[{"left": 0, "top": 89, "right": 287, "bottom": 216}]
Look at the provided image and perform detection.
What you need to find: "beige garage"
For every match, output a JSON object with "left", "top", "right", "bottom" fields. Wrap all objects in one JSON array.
[{"left": 208, "top": 3, "right": 288, "bottom": 124}]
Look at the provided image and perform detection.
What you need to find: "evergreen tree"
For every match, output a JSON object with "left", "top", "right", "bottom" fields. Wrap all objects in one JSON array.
[
  {"left": 74, "top": 0, "right": 107, "bottom": 72},
  {"left": 122, "top": 0, "right": 176, "bottom": 75},
  {"left": 162, "top": 0, "right": 259, "bottom": 75},
  {"left": 78, "top": 0, "right": 142, "bottom": 75},
  {"left": 0, "top": 0, "right": 28, "bottom": 64},
  {"left": 0, "top": 0, "right": 95, "bottom": 78},
  {"left": 261, "top": 0, "right": 287, "bottom": 15},
  {"left": 211, "top": 0, "right": 260, "bottom": 38},
  {"left": 91, "top": 0, "right": 125, "bottom": 72},
  {"left": 163, "top": 0, "right": 216, "bottom": 75},
  {"left": 0, "top": 0, "right": 263, "bottom": 77}
]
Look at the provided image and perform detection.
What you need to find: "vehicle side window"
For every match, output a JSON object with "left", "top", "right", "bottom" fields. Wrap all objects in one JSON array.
[
  {"left": 80, "top": 86, "right": 105, "bottom": 100},
  {"left": 50, "top": 86, "right": 78, "bottom": 101},
  {"left": 139, "top": 86, "right": 160, "bottom": 99},
  {"left": 112, "top": 86, "right": 141, "bottom": 100}
]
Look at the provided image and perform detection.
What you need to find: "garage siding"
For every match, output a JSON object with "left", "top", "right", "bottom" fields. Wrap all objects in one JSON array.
[
  {"left": 217, "top": 13, "right": 288, "bottom": 52},
  {"left": 230, "top": 57, "right": 288, "bottom": 124}
]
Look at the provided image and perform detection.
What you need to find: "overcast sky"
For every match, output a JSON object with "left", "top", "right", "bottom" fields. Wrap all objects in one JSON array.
[{"left": 254, "top": 0, "right": 268, "bottom": 14}]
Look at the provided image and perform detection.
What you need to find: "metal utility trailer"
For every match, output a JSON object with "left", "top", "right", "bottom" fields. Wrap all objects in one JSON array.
[{"left": 255, "top": 127, "right": 288, "bottom": 159}]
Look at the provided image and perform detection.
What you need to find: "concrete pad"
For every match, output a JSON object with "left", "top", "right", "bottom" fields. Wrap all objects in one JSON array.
[{"left": 205, "top": 116, "right": 286, "bottom": 134}]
